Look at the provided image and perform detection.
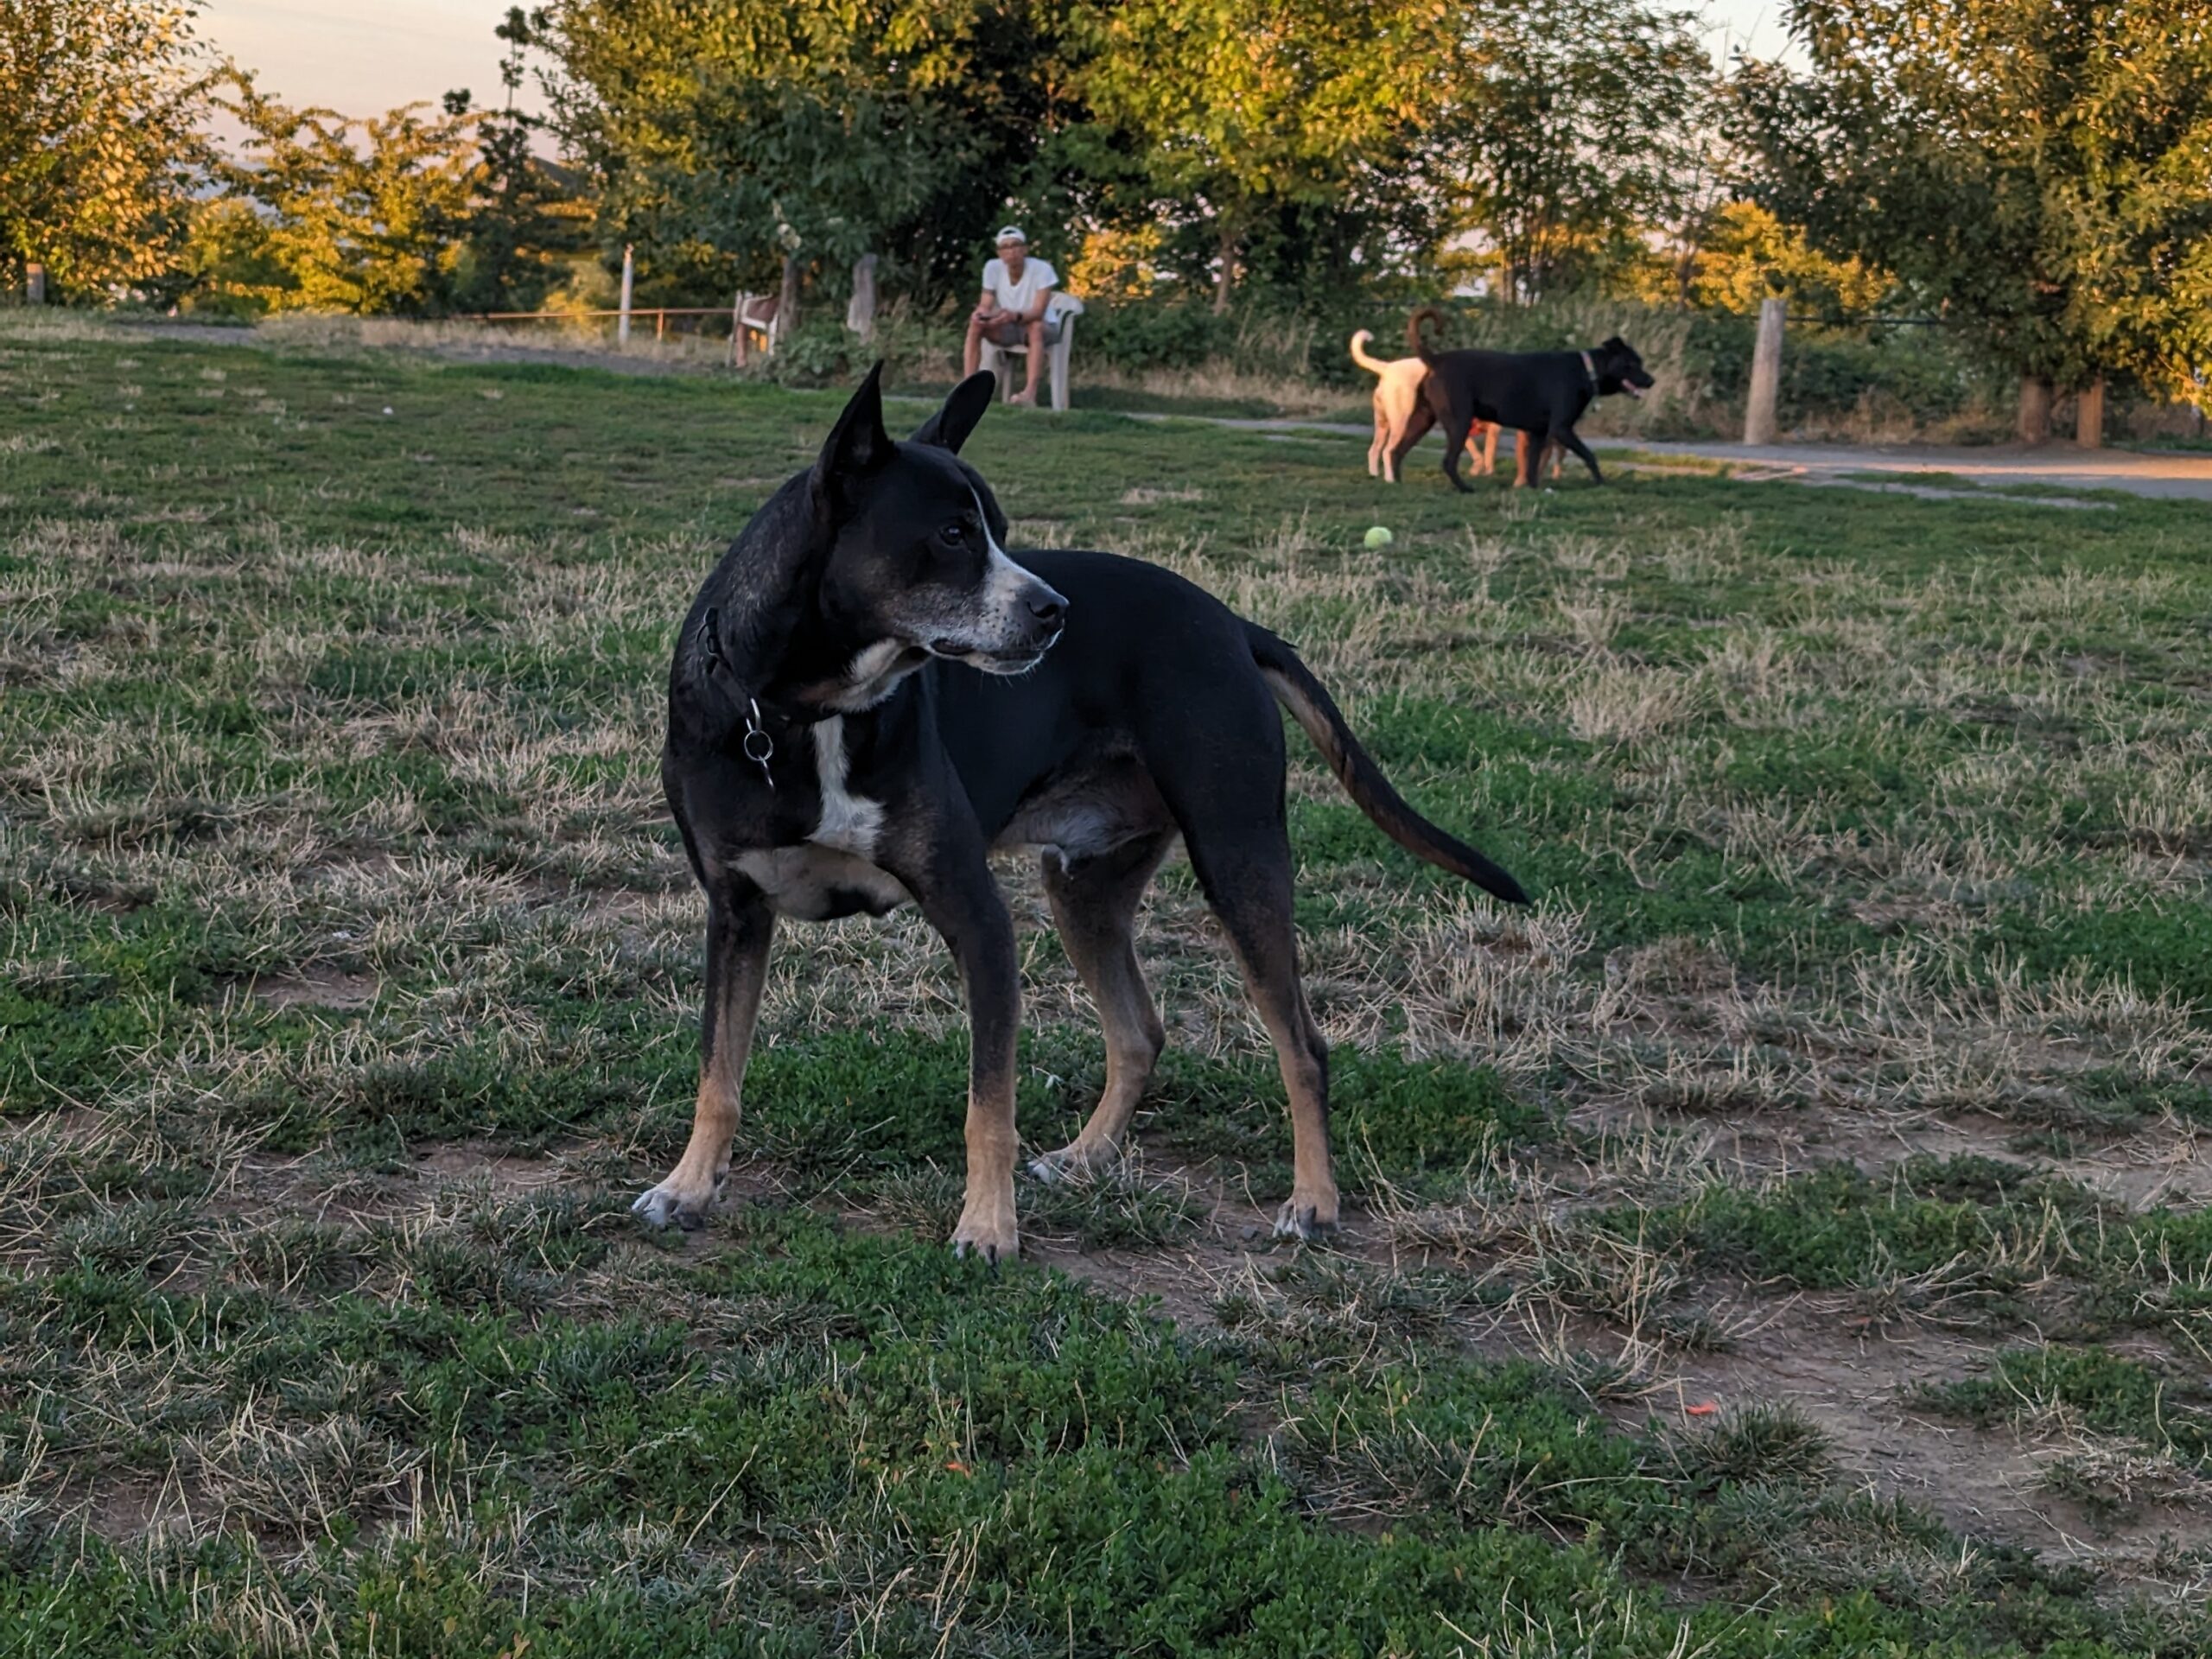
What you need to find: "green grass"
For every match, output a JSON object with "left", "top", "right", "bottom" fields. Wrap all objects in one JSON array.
[{"left": 3, "top": 313, "right": 2209, "bottom": 1653}]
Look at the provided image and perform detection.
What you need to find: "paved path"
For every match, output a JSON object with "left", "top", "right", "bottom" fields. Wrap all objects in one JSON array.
[{"left": 1131, "top": 413, "right": 2212, "bottom": 503}]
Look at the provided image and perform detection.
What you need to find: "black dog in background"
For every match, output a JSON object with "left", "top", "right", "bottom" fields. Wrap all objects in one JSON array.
[{"left": 1408, "top": 307, "right": 1655, "bottom": 491}]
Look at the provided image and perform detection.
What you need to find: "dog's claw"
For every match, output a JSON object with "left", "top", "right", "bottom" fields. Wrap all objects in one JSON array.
[
  {"left": 1273, "top": 1197, "right": 1341, "bottom": 1243},
  {"left": 632, "top": 1174, "right": 722, "bottom": 1232},
  {"left": 950, "top": 1205, "right": 1019, "bottom": 1266}
]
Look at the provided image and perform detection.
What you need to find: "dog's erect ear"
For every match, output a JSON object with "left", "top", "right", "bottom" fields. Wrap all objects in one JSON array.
[
  {"left": 909, "top": 371, "right": 997, "bottom": 454},
  {"left": 811, "top": 362, "right": 894, "bottom": 504}
]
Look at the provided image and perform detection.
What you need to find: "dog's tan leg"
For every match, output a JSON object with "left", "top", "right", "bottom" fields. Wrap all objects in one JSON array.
[
  {"left": 1182, "top": 843, "right": 1338, "bottom": 1240},
  {"left": 894, "top": 838, "right": 1025, "bottom": 1262},
  {"left": 634, "top": 888, "right": 773, "bottom": 1230},
  {"left": 1514, "top": 431, "right": 1543, "bottom": 488},
  {"left": 1480, "top": 423, "right": 1499, "bottom": 476},
  {"left": 956, "top": 982, "right": 1021, "bottom": 1260},
  {"left": 1232, "top": 935, "right": 1337, "bottom": 1240},
  {"left": 1030, "top": 837, "right": 1172, "bottom": 1181}
]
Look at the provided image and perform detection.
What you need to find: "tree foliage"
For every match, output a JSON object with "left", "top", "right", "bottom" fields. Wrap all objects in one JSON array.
[
  {"left": 448, "top": 7, "right": 594, "bottom": 314},
  {"left": 0, "top": 0, "right": 219, "bottom": 300},
  {"left": 202, "top": 78, "right": 482, "bottom": 315},
  {"left": 1068, "top": 0, "right": 1441, "bottom": 311},
  {"left": 1731, "top": 0, "right": 2212, "bottom": 393},
  {"left": 1432, "top": 1, "right": 1715, "bottom": 303},
  {"left": 539, "top": 1, "right": 1081, "bottom": 303}
]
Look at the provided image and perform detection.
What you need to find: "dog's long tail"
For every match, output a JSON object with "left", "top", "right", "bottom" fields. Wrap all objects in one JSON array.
[
  {"left": 1407, "top": 306, "right": 1448, "bottom": 363},
  {"left": 1348, "top": 329, "right": 1392, "bottom": 378},
  {"left": 1247, "top": 625, "right": 1529, "bottom": 905}
]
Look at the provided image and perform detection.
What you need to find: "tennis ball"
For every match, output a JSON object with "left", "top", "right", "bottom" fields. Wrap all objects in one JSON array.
[{"left": 1363, "top": 525, "right": 1394, "bottom": 549}]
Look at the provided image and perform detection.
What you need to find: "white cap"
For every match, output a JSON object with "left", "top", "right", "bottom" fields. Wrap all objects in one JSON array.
[{"left": 995, "top": 226, "right": 1027, "bottom": 245}]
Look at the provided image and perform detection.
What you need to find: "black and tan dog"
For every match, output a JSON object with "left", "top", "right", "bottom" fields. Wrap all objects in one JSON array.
[
  {"left": 1408, "top": 307, "right": 1654, "bottom": 491},
  {"left": 637, "top": 365, "right": 1529, "bottom": 1261},
  {"left": 1351, "top": 329, "right": 1500, "bottom": 483}
]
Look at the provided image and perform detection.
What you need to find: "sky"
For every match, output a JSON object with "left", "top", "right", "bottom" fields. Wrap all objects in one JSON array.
[
  {"left": 199, "top": 1, "right": 1793, "bottom": 124},
  {"left": 201, "top": 1, "right": 548, "bottom": 118}
]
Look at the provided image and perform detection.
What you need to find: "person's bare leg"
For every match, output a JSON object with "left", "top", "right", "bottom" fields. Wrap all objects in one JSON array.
[
  {"left": 963, "top": 316, "right": 988, "bottom": 378},
  {"left": 1008, "top": 318, "right": 1046, "bottom": 404}
]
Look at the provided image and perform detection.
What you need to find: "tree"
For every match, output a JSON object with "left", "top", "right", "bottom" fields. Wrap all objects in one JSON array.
[
  {"left": 205, "top": 77, "right": 481, "bottom": 315},
  {"left": 1432, "top": 1, "right": 1714, "bottom": 303},
  {"left": 448, "top": 9, "right": 594, "bottom": 313},
  {"left": 1632, "top": 199, "right": 1892, "bottom": 317},
  {"left": 1732, "top": 0, "right": 2212, "bottom": 431},
  {"left": 0, "top": 0, "right": 220, "bottom": 300},
  {"left": 1071, "top": 0, "right": 1440, "bottom": 313},
  {"left": 539, "top": 1, "right": 1084, "bottom": 310}
]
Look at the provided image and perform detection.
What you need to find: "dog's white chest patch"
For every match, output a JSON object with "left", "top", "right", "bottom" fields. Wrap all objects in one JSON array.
[
  {"left": 729, "top": 717, "right": 904, "bottom": 921},
  {"left": 808, "top": 717, "right": 883, "bottom": 858},
  {"left": 830, "top": 640, "right": 921, "bottom": 712}
]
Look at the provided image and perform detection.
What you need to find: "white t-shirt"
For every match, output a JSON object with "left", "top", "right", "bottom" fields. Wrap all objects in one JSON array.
[{"left": 982, "top": 256, "right": 1057, "bottom": 316}]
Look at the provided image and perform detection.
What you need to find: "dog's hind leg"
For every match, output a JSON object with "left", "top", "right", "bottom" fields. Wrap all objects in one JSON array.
[
  {"left": 1386, "top": 404, "right": 1433, "bottom": 485},
  {"left": 1183, "top": 827, "right": 1338, "bottom": 1239},
  {"left": 1030, "top": 833, "right": 1174, "bottom": 1182},
  {"left": 1438, "top": 411, "right": 1476, "bottom": 493},
  {"left": 634, "top": 881, "right": 774, "bottom": 1230}
]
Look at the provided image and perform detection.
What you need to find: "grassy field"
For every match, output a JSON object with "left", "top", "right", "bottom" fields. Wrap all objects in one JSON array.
[{"left": 3, "top": 313, "right": 2209, "bottom": 1656}]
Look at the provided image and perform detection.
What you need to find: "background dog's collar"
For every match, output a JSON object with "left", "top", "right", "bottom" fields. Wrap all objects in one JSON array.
[{"left": 1580, "top": 350, "right": 1597, "bottom": 385}]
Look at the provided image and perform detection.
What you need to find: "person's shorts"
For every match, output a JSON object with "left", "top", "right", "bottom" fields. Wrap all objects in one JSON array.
[{"left": 983, "top": 317, "right": 1061, "bottom": 347}]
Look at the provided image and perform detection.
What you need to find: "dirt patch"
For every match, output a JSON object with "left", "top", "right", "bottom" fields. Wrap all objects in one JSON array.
[
  {"left": 251, "top": 967, "right": 378, "bottom": 1009},
  {"left": 414, "top": 1142, "right": 569, "bottom": 1192},
  {"left": 76, "top": 1474, "right": 201, "bottom": 1546},
  {"left": 1650, "top": 1301, "right": 2212, "bottom": 1578}
]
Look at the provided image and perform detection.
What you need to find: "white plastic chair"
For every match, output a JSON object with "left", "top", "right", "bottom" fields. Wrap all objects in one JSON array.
[
  {"left": 730, "top": 291, "right": 781, "bottom": 361},
  {"left": 978, "top": 292, "right": 1085, "bottom": 411}
]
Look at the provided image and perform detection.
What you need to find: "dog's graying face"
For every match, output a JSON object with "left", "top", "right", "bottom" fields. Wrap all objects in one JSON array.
[
  {"left": 810, "top": 367, "right": 1068, "bottom": 698},
  {"left": 1596, "top": 335, "right": 1655, "bottom": 399}
]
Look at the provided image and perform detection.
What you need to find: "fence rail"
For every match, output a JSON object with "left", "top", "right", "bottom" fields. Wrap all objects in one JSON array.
[{"left": 462, "top": 306, "right": 741, "bottom": 340}]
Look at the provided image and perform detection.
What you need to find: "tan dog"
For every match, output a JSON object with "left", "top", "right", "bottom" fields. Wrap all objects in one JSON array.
[
  {"left": 1351, "top": 331, "right": 1558, "bottom": 485},
  {"left": 1352, "top": 330, "right": 1494, "bottom": 483}
]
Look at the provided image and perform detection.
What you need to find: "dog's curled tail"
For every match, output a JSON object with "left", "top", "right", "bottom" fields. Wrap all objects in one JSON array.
[
  {"left": 1407, "top": 306, "right": 1448, "bottom": 363},
  {"left": 1348, "top": 329, "right": 1392, "bottom": 378},
  {"left": 1248, "top": 625, "right": 1529, "bottom": 906}
]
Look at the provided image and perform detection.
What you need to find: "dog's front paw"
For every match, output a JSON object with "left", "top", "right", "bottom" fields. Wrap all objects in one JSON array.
[
  {"left": 950, "top": 1200, "right": 1019, "bottom": 1267},
  {"left": 632, "top": 1172, "right": 721, "bottom": 1232},
  {"left": 1273, "top": 1190, "right": 1340, "bottom": 1243}
]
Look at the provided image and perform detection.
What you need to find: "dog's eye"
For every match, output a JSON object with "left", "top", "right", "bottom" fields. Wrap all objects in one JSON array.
[{"left": 940, "top": 523, "right": 966, "bottom": 545}]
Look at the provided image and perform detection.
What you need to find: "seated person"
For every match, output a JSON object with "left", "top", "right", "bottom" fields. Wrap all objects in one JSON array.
[{"left": 963, "top": 226, "right": 1059, "bottom": 405}]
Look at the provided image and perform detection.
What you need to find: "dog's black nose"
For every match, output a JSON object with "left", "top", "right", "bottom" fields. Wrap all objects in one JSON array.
[{"left": 1027, "top": 592, "right": 1066, "bottom": 628}]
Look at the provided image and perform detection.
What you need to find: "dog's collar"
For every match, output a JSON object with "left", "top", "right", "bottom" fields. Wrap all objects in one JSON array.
[
  {"left": 700, "top": 605, "right": 824, "bottom": 789},
  {"left": 1580, "top": 350, "right": 1597, "bottom": 386}
]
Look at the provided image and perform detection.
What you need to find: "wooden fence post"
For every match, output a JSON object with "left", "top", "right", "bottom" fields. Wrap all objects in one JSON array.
[
  {"left": 731, "top": 292, "right": 748, "bottom": 368},
  {"left": 2018, "top": 374, "right": 2052, "bottom": 443},
  {"left": 2075, "top": 376, "right": 2105, "bottom": 448},
  {"left": 617, "top": 245, "right": 634, "bottom": 345},
  {"left": 1743, "top": 297, "right": 1783, "bottom": 446},
  {"left": 777, "top": 254, "right": 801, "bottom": 340},
  {"left": 25, "top": 263, "right": 45, "bottom": 305},
  {"left": 847, "top": 253, "right": 878, "bottom": 343}
]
